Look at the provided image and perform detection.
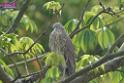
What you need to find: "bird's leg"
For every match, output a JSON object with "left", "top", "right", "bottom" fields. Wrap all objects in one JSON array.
[
  {"left": 62, "top": 57, "right": 68, "bottom": 80},
  {"left": 62, "top": 67, "right": 66, "bottom": 80}
]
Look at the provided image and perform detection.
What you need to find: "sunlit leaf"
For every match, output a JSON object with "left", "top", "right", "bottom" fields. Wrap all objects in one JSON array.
[
  {"left": 65, "top": 19, "right": 79, "bottom": 34},
  {"left": 45, "top": 52, "right": 66, "bottom": 67},
  {"left": 0, "top": 10, "right": 37, "bottom": 33},
  {"left": 84, "top": 12, "right": 95, "bottom": 24},
  {"left": 46, "top": 66, "right": 60, "bottom": 79},
  {"left": 76, "top": 54, "right": 98, "bottom": 71},
  {"left": 44, "top": 1, "right": 61, "bottom": 14},
  {"left": 80, "top": 29, "right": 97, "bottom": 53},
  {"left": 0, "top": 59, "right": 14, "bottom": 76},
  {"left": 97, "top": 27, "right": 115, "bottom": 49},
  {"left": 0, "top": 80, "right": 2, "bottom": 83}
]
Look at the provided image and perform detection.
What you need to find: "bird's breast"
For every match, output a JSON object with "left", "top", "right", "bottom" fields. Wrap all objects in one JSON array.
[{"left": 50, "top": 30, "right": 66, "bottom": 55}]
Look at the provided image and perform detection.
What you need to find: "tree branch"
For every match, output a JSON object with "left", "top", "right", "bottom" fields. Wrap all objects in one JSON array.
[
  {"left": 6, "top": 0, "right": 30, "bottom": 33},
  {"left": 106, "top": 33, "right": 124, "bottom": 54},
  {"left": 0, "top": 65, "right": 13, "bottom": 83},
  {"left": 60, "top": 50, "right": 124, "bottom": 83},
  {"left": 0, "top": 31, "right": 47, "bottom": 57},
  {"left": 70, "top": 56, "right": 124, "bottom": 83},
  {"left": 69, "top": 3, "right": 123, "bottom": 38},
  {"left": 8, "top": 54, "right": 45, "bottom": 68},
  {"left": 13, "top": 66, "right": 50, "bottom": 83},
  {"left": 71, "top": 0, "right": 91, "bottom": 35},
  {"left": 69, "top": 8, "right": 106, "bottom": 38}
]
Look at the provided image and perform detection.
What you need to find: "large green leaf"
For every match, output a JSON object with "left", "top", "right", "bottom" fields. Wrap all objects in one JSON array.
[
  {"left": 97, "top": 27, "right": 115, "bottom": 49},
  {"left": 80, "top": 29, "right": 97, "bottom": 53},
  {"left": 0, "top": 10, "right": 37, "bottom": 32},
  {"left": 0, "top": 59, "right": 14, "bottom": 77},
  {"left": 45, "top": 52, "right": 66, "bottom": 67},
  {"left": 65, "top": 19, "right": 79, "bottom": 34},
  {"left": 76, "top": 54, "right": 98, "bottom": 71},
  {"left": 84, "top": 12, "right": 95, "bottom": 24},
  {"left": 9, "top": 36, "right": 44, "bottom": 58},
  {"left": 46, "top": 66, "right": 60, "bottom": 79}
]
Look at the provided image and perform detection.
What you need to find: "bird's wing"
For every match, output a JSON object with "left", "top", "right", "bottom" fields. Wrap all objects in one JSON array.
[{"left": 64, "top": 36, "right": 75, "bottom": 75}]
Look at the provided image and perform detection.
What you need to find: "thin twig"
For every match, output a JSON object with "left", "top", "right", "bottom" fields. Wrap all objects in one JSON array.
[
  {"left": 5, "top": 31, "right": 47, "bottom": 57},
  {"left": 70, "top": 56, "right": 124, "bottom": 83},
  {"left": 23, "top": 55, "right": 29, "bottom": 75},
  {"left": 35, "top": 54, "right": 43, "bottom": 83},
  {"left": 13, "top": 66, "right": 50, "bottom": 82},
  {"left": 8, "top": 57, "right": 21, "bottom": 77},
  {"left": 105, "top": 16, "right": 124, "bottom": 27},
  {"left": 70, "top": 9, "right": 105, "bottom": 38},
  {"left": 8, "top": 54, "right": 45, "bottom": 68},
  {"left": 71, "top": 0, "right": 91, "bottom": 34},
  {"left": 0, "top": 48, "right": 21, "bottom": 77},
  {"left": 95, "top": 16, "right": 124, "bottom": 32},
  {"left": 106, "top": 33, "right": 124, "bottom": 54},
  {"left": 69, "top": 2, "right": 123, "bottom": 38}
]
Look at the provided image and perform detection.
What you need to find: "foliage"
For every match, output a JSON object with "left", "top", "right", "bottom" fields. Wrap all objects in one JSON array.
[
  {"left": 0, "top": 10, "right": 38, "bottom": 33},
  {"left": 0, "top": 59, "right": 14, "bottom": 76},
  {"left": 42, "top": 66, "right": 60, "bottom": 83},
  {"left": 0, "top": 33, "right": 44, "bottom": 77},
  {"left": 43, "top": 1, "right": 62, "bottom": 14},
  {"left": 0, "top": 80, "right": 2, "bottom": 83},
  {"left": 76, "top": 54, "right": 98, "bottom": 71},
  {"left": 45, "top": 52, "right": 66, "bottom": 67},
  {"left": 97, "top": 27, "right": 115, "bottom": 49},
  {"left": 0, "top": 0, "right": 124, "bottom": 83},
  {"left": 65, "top": 19, "right": 79, "bottom": 34}
]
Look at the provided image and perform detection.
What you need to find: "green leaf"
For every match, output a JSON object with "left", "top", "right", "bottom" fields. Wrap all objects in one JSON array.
[
  {"left": 42, "top": 77, "right": 52, "bottom": 83},
  {"left": 20, "top": 37, "right": 34, "bottom": 50},
  {"left": 91, "top": 5, "right": 102, "bottom": 13},
  {"left": 80, "top": 29, "right": 97, "bottom": 53},
  {"left": 43, "top": 1, "right": 61, "bottom": 13},
  {"left": 0, "top": 10, "right": 37, "bottom": 33},
  {"left": 0, "top": 0, "right": 4, "bottom": 2},
  {"left": 0, "top": 80, "right": 2, "bottom": 83},
  {"left": 21, "top": 15, "right": 38, "bottom": 32},
  {"left": 90, "top": 17, "right": 104, "bottom": 31},
  {"left": 0, "top": 33, "right": 18, "bottom": 51},
  {"left": 0, "top": 59, "right": 14, "bottom": 76},
  {"left": 31, "top": 43, "right": 44, "bottom": 54},
  {"left": 45, "top": 52, "right": 66, "bottom": 67},
  {"left": 84, "top": 12, "right": 95, "bottom": 24},
  {"left": 65, "top": 19, "right": 79, "bottom": 34},
  {"left": 76, "top": 54, "right": 98, "bottom": 71},
  {"left": 97, "top": 27, "right": 115, "bottom": 49},
  {"left": 84, "top": 11, "right": 103, "bottom": 31},
  {"left": 72, "top": 32, "right": 82, "bottom": 54},
  {"left": 46, "top": 66, "right": 60, "bottom": 79}
]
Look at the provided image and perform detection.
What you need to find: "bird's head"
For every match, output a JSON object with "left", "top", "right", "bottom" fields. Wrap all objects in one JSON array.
[{"left": 52, "top": 22, "right": 64, "bottom": 29}]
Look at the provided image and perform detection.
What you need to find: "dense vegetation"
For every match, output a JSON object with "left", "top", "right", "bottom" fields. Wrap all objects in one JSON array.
[{"left": 0, "top": 0, "right": 124, "bottom": 83}]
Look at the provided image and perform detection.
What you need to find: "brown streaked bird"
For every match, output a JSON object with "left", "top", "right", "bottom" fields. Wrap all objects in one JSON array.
[{"left": 49, "top": 22, "right": 75, "bottom": 76}]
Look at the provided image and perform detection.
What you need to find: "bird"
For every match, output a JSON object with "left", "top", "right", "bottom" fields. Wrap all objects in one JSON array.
[{"left": 49, "top": 22, "right": 75, "bottom": 76}]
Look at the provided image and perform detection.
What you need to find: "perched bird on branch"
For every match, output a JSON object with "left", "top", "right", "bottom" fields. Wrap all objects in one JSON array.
[{"left": 49, "top": 22, "right": 75, "bottom": 76}]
